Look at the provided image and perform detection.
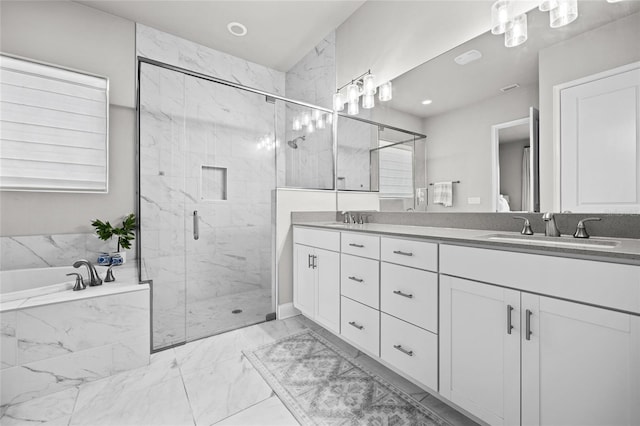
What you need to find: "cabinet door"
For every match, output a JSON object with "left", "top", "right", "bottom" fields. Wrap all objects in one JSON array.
[
  {"left": 315, "top": 248, "right": 340, "bottom": 334},
  {"left": 522, "top": 294, "right": 640, "bottom": 426},
  {"left": 293, "top": 244, "right": 316, "bottom": 318},
  {"left": 440, "top": 276, "right": 520, "bottom": 426}
]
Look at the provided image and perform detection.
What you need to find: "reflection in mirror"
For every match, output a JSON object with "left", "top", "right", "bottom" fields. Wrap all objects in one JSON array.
[{"left": 370, "top": 1, "right": 640, "bottom": 212}]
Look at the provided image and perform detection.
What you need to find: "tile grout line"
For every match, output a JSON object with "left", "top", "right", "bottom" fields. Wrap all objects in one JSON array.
[
  {"left": 175, "top": 352, "right": 199, "bottom": 426},
  {"left": 210, "top": 392, "right": 279, "bottom": 425}
]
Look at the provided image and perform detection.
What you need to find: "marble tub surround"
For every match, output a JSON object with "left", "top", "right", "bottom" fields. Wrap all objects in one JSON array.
[
  {"left": 292, "top": 211, "right": 640, "bottom": 239},
  {"left": 0, "top": 274, "right": 149, "bottom": 406},
  {"left": 0, "top": 317, "right": 476, "bottom": 426},
  {"left": 0, "top": 232, "right": 135, "bottom": 271}
]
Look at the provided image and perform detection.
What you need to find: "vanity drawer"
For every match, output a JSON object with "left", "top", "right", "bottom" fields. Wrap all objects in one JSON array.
[
  {"left": 341, "top": 296, "right": 380, "bottom": 357},
  {"left": 341, "top": 232, "right": 380, "bottom": 260},
  {"left": 293, "top": 227, "right": 340, "bottom": 252},
  {"left": 381, "top": 313, "right": 438, "bottom": 391},
  {"left": 381, "top": 262, "right": 438, "bottom": 333},
  {"left": 341, "top": 254, "right": 380, "bottom": 309},
  {"left": 381, "top": 237, "right": 437, "bottom": 271}
]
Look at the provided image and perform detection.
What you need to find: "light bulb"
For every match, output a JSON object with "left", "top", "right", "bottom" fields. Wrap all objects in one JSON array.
[
  {"left": 505, "top": 14, "right": 527, "bottom": 48},
  {"left": 550, "top": 0, "right": 578, "bottom": 28},
  {"left": 301, "top": 112, "right": 310, "bottom": 126},
  {"left": 362, "top": 93, "right": 375, "bottom": 109},
  {"left": 379, "top": 81, "right": 392, "bottom": 102},
  {"left": 346, "top": 83, "right": 360, "bottom": 103},
  {"left": 491, "top": 1, "right": 514, "bottom": 35},
  {"left": 362, "top": 74, "right": 376, "bottom": 95},
  {"left": 539, "top": 0, "right": 558, "bottom": 11},
  {"left": 292, "top": 117, "right": 301, "bottom": 131},
  {"left": 307, "top": 120, "right": 315, "bottom": 133},
  {"left": 347, "top": 100, "right": 359, "bottom": 116},
  {"left": 317, "top": 114, "right": 326, "bottom": 129},
  {"left": 333, "top": 92, "right": 345, "bottom": 111}
]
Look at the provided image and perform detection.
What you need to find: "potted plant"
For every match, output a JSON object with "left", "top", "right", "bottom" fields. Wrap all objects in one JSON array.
[{"left": 91, "top": 213, "right": 136, "bottom": 264}]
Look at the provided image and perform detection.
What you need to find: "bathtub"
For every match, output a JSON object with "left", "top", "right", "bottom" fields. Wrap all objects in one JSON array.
[
  {"left": 0, "top": 265, "right": 77, "bottom": 303},
  {"left": 0, "top": 264, "right": 150, "bottom": 407}
]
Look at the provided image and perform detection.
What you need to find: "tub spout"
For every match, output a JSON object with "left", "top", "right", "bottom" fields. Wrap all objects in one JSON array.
[{"left": 73, "top": 259, "right": 102, "bottom": 286}]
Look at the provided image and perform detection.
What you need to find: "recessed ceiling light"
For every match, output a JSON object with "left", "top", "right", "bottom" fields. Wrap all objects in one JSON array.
[
  {"left": 421, "top": 99, "right": 433, "bottom": 105},
  {"left": 454, "top": 49, "right": 482, "bottom": 65},
  {"left": 227, "top": 22, "right": 247, "bottom": 37}
]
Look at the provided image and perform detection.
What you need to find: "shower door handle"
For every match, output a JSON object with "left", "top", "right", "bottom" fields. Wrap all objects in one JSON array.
[{"left": 193, "top": 211, "right": 199, "bottom": 240}]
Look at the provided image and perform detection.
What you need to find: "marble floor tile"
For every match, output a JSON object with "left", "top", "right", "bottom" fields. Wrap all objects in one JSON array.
[
  {"left": 214, "top": 395, "right": 299, "bottom": 426},
  {"left": 180, "top": 355, "right": 273, "bottom": 426},
  {"left": 0, "top": 387, "right": 78, "bottom": 426}
]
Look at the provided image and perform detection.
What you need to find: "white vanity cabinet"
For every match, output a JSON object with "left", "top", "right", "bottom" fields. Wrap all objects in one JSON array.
[
  {"left": 440, "top": 244, "right": 640, "bottom": 426},
  {"left": 293, "top": 227, "right": 340, "bottom": 334}
]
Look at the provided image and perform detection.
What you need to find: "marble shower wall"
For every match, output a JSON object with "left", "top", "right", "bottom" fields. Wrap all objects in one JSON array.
[
  {"left": 0, "top": 233, "right": 134, "bottom": 271},
  {"left": 283, "top": 31, "right": 336, "bottom": 189},
  {"left": 137, "top": 24, "right": 282, "bottom": 348}
]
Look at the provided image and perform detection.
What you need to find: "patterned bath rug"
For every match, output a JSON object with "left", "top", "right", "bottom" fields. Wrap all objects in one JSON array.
[{"left": 243, "top": 330, "right": 451, "bottom": 426}]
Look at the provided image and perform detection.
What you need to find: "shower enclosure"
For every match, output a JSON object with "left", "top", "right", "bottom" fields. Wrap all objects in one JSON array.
[{"left": 138, "top": 59, "right": 332, "bottom": 351}]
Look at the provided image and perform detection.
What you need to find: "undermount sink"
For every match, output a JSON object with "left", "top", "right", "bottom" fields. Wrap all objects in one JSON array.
[{"left": 484, "top": 233, "right": 620, "bottom": 249}]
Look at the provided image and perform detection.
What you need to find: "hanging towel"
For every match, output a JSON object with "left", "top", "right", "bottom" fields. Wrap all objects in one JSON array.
[{"left": 433, "top": 182, "right": 453, "bottom": 207}]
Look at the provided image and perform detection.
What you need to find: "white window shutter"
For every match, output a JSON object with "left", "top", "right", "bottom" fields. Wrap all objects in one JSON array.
[{"left": 0, "top": 54, "right": 109, "bottom": 192}]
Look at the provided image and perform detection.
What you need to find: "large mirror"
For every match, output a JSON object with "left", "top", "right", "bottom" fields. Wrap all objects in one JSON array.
[{"left": 369, "top": 1, "right": 640, "bottom": 212}]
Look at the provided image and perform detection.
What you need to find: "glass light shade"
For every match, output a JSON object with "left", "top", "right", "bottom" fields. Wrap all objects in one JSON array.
[
  {"left": 325, "top": 113, "right": 333, "bottom": 125},
  {"left": 362, "top": 93, "right": 375, "bottom": 109},
  {"left": 491, "top": 0, "right": 514, "bottom": 35},
  {"left": 292, "top": 117, "right": 302, "bottom": 131},
  {"left": 538, "top": 0, "right": 558, "bottom": 11},
  {"left": 301, "top": 112, "right": 311, "bottom": 126},
  {"left": 379, "top": 81, "right": 392, "bottom": 102},
  {"left": 316, "top": 115, "right": 326, "bottom": 129},
  {"left": 505, "top": 14, "right": 528, "bottom": 48},
  {"left": 346, "top": 83, "right": 360, "bottom": 103},
  {"left": 333, "top": 92, "right": 345, "bottom": 111},
  {"left": 347, "top": 100, "right": 359, "bottom": 116},
  {"left": 307, "top": 120, "right": 315, "bottom": 133},
  {"left": 550, "top": 0, "right": 578, "bottom": 28},
  {"left": 362, "top": 74, "right": 376, "bottom": 95},
  {"left": 312, "top": 109, "right": 322, "bottom": 123}
]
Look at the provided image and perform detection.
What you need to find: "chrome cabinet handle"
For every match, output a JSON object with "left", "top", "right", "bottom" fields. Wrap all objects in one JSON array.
[
  {"left": 525, "top": 309, "right": 533, "bottom": 341},
  {"left": 393, "top": 344, "right": 414, "bottom": 357},
  {"left": 348, "top": 321, "right": 364, "bottom": 330},
  {"left": 507, "top": 305, "right": 514, "bottom": 335},
  {"left": 393, "top": 250, "right": 413, "bottom": 257},
  {"left": 393, "top": 290, "right": 413, "bottom": 299},
  {"left": 348, "top": 276, "right": 364, "bottom": 283},
  {"left": 349, "top": 243, "right": 364, "bottom": 248},
  {"left": 193, "top": 211, "right": 199, "bottom": 240},
  {"left": 312, "top": 255, "right": 317, "bottom": 269},
  {"left": 308, "top": 254, "right": 313, "bottom": 269}
]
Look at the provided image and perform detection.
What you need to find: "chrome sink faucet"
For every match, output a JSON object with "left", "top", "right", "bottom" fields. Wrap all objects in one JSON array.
[
  {"left": 73, "top": 259, "right": 103, "bottom": 286},
  {"left": 542, "top": 212, "right": 561, "bottom": 237}
]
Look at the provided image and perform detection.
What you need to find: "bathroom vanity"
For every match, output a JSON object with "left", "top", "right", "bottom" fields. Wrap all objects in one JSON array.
[{"left": 292, "top": 222, "right": 640, "bottom": 426}]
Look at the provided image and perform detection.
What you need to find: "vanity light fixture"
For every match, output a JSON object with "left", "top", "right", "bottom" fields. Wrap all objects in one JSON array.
[
  {"left": 550, "top": 0, "right": 579, "bottom": 28},
  {"left": 332, "top": 70, "right": 392, "bottom": 115},
  {"left": 227, "top": 22, "right": 247, "bottom": 37},
  {"left": 505, "top": 13, "right": 528, "bottom": 47},
  {"left": 290, "top": 109, "right": 332, "bottom": 133}
]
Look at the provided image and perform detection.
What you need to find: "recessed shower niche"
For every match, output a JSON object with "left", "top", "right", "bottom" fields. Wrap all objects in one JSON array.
[{"left": 201, "top": 166, "right": 227, "bottom": 201}]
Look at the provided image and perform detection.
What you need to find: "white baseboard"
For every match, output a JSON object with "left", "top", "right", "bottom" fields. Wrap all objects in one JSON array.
[{"left": 277, "top": 302, "right": 300, "bottom": 320}]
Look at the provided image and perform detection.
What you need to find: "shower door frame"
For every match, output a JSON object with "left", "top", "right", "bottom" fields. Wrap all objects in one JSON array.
[{"left": 135, "top": 57, "right": 334, "bottom": 352}]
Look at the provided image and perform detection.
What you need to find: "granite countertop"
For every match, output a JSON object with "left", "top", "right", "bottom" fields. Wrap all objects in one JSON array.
[{"left": 293, "top": 221, "right": 640, "bottom": 266}]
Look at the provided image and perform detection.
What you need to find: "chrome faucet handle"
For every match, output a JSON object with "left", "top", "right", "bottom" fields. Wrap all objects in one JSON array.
[
  {"left": 513, "top": 216, "right": 534, "bottom": 235},
  {"left": 105, "top": 264, "right": 120, "bottom": 282},
  {"left": 573, "top": 217, "right": 601, "bottom": 239},
  {"left": 66, "top": 273, "right": 86, "bottom": 291}
]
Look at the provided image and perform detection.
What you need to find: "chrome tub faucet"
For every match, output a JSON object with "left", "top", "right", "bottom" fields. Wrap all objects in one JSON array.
[{"left": 73, "top": 259, "right": 103, "bottom": 286}]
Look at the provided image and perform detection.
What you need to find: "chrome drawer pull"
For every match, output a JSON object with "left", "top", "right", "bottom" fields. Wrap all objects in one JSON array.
[
  {"left": 349, "top": 243, "right": 365, "bottom": 248},
  {"left": 525, "top": 309, "right": 533, "bottom": 341},
  {"left": 507, "top": 305, "right": 514, "bottom": 335},
  {"left": 393, "top": 344, "right": 414, "bottom": 356},
  {"left": 393, "top": 250, "right": 413, "bottom": 257},
  {"left": 348, "top": 321, "right": 364, "bottom": 330},
  {"left": 348, "top": 276, "right": 364, "bottom": 283},
  {"left": 393, "top": 290, "right": 414, "bottom": 299}
]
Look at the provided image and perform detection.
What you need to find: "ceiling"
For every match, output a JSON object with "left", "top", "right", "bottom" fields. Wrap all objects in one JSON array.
[
  {"left": 74, "top": 0, "right": 365, "bottom": 72},
  {"left": 386, "top": 0, "right": 640, "bottom": 119}
]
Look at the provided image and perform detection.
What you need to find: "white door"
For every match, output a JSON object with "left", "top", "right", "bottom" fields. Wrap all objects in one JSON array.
[
  {"left": 521, "top": 294, "right": 640, "bottom": 426},
  {"left": 315, "top": 248, "right": 340, "bottom": 334},
  {"left": 440, "top": 276, "right": 520, "bottom": 426},
  {"left": 560, "top": 65, "right": 640, "bottom": 213},
  {"left": 293, "top": 244, "right": 316, "bottom": 318}
]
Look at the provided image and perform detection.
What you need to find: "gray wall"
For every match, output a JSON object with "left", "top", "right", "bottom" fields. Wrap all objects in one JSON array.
[
  {"left": 0, "top": 1, "right": 136, "bottom": 236},
  {"left": 499, "top": 139, "right": 529, "bottom": 211},
  {"left": 423, "top": 84, "right": 538, "bottom": 212},
  {"left": 538, "top": 12, "right": 640, "bottom": 211}
]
